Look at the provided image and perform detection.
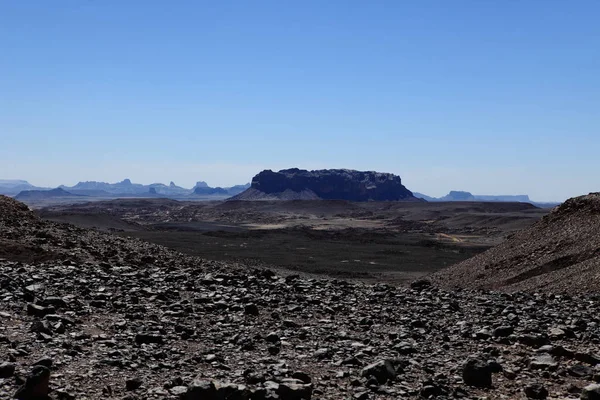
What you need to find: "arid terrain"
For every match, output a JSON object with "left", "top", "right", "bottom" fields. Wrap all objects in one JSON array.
[
  {"left": 38, "top": 199, "right": 547, "bottom": 283},
  {"left": 1, "top": 195, "right": 600, "bottom": 400}
]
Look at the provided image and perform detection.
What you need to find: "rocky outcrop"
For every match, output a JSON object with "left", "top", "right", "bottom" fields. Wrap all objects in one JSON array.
[
  {"left": 233, "top": 168, "right": 417, "bottom": 201},
  {"left": 431, "top": 192, "right": 600, "bottom": 292}
]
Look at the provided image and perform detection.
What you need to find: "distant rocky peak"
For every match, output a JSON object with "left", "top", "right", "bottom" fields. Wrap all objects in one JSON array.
[
  {"left": 195, "top": 181, "right": 209, "bottom": 188},
  {"left": 121, "top": 179, "right": 132, "bottom": 185}
]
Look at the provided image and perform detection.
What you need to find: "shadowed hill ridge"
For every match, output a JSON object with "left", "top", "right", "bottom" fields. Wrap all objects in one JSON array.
[{"left": 431, "top": 193, "right": 600, "bottom": 292}]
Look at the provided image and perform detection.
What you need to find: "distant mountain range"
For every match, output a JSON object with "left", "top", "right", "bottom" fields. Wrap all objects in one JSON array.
[
  {"left": 413, "top": 191, "right": 559, "bottom": 208},
  {"left": 413, "top": 190, "right": 530, "bottom": 202},
  {"left": 0, "top": 179, "right": 250, "bottom": 199},
  {"left": 1, "top": 178, "right": 560, "bottom": 208}
]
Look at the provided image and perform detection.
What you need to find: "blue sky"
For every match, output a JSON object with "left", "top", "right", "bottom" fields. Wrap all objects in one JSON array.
[{"left": 1, "top": 1, "right": 598, "bottom": 201}]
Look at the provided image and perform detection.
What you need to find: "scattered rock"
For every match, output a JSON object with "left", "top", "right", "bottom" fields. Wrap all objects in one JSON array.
[
  {"left": 361, "top": 359, "right": 397, "bottom": 384},
  {"left": 524, "top": 382, "right": 548, "bottom": 399},
  {"left": 581, "top": 384, "right": 600, "bottom": 400},
  {"left": 126, "top": 377, "right": 143, "bottom": 391},
  {"left": 530, "top": 354, "right": 558, "bottom": 371},
  {"left": 13, "top": 365, "right": 51, "bottom": 400},
  {"left": 462, "top": 357, "right": 492, "bottom": 388},
  {"left": 0, "top": 361, "right": 15, "bottom": 378}
]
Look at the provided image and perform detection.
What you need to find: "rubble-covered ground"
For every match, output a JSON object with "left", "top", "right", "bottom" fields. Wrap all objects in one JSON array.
[{"left": 1, "top": 196, "right": 599, "bottom": 400}]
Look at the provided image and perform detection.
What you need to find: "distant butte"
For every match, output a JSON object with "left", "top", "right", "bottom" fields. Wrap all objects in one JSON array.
[{"left": 231, "top": 168, "right": 419, "bottom": 201}]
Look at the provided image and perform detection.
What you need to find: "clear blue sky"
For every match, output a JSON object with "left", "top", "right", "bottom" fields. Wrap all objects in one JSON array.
[{"left": 1, "top": 1, "right": 598, "bottom": 201}]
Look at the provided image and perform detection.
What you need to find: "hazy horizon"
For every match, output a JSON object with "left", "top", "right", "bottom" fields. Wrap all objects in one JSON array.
[
  {"left": 0, "top": 164, "right": 574, "bottom": 202},
  {"left": 2, "top": 1, "right": 598, "bottom": 203}
]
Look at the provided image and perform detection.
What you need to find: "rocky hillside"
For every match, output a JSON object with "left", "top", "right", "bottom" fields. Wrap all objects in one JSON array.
[
  {"left": 431, "top": 193, "right": 600, "bottom": 292},
  {"left": 232, "top": 169, "right": 418, "bottom": 201},
  {"left": 1, "top": 195, "right": 600, "bottom": 400}
]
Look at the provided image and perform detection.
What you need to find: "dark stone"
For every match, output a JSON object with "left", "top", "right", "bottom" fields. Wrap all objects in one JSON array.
[
  {"left": 420, "top": 384, "right": 442, "bottom": 397},
  {"left": 353, "top": 391, "right": 369, "bottom": 400},
  {"left": 291, "top": 372, "right": 311, "bottom": 384},
  {"left": 576, "top": 353, "right": 600, "bottom": 366},
  {"left": 518, "top": 334, "right": 548, "bottom": 348},
  {"left": 361, "top": 359, "right": 397, "bottom": 384},
  {"left": 26, "top": 304, "right": 54, "bottom": 318},
  {"left": 524, "top": 383, "right": 548, "bottom": 399},
  {"left": 277, "top": 382, "right": 312, "bottom": 400},
  {"left": 487, "top": 360, "right": 503, "bottom": 373},
  {"left": 265, "top": 332, "right": 279, "bottom": 343},
  {"left": 13, "top": 365, "right": 51, "bottom": 400},
  {"left": 581, "top": 384, "right": 600, "bottom": 400},
  {"left": 569, "top": 364, "right": 593, "bottom": 378},
  {"left": 244, "top": 304, "right": 259, "bottom": 316},
  {"left": 126, "top": 377, "right": 143, "bottom": 391},
  {"left": 135, "top": 333, "right": 163, "bottom": 345},
  {"left": 493, "top": 326, "right": 514, "bottom": 338},
  {"left": 0, "top": 362, "right": 15, "bottom": 378},
  {"left": 184, "top": 379, "right": 216, "bottom": 399},
  {"left": 462, "top": 358, "right": 492, "bottom": 388},
  {"left": 29, "top": 321, "right": 52, "bottom": 335},
  {"left": 313, "top": 348, "right": 332, "bottom": 360}
]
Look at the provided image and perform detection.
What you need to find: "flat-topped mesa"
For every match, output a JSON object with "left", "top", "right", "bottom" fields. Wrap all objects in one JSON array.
[{"left": 234, "top": 168, "right": 418, "bottom": 201}]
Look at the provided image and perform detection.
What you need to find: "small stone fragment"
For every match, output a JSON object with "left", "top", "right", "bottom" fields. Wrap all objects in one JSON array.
[
  {"left": 126, "top": 377, "right": 143, "bottom": 391},
  {"left": 0, "top": 362, "right": 15, "bottom": 378},
  {"left": 524, "top": 383, "right": 548, "bottom": 399},
  {"left": 13, "top": 365, "right": 51, "bottom": 400}
]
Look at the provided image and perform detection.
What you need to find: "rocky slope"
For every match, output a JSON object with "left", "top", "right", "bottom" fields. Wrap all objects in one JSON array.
[
  {"left": 431, "top": 193, "right": 600, "bottom": 292},
  {"left": 233, "top": 169, "right": 417, "bottom": 202},
  {"left": 1, "top": 195, "right": 599, "bottom": 400}
]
